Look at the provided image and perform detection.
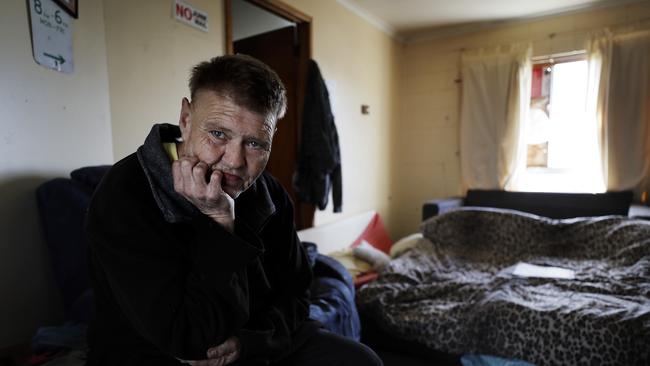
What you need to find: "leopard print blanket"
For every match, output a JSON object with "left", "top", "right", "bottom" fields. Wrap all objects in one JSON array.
[{"left": 356, "top": 208, "right": 650, "bottom": 366}]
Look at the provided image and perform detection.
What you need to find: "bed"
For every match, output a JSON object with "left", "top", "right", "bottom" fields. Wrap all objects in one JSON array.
[{"left": 356, "top": 203, "right": 650, "bottom": 366}]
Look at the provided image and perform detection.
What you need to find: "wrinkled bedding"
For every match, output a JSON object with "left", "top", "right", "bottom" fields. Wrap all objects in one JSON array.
[{"left": 357, "top": 208, "right": 650, "bottom": 366}]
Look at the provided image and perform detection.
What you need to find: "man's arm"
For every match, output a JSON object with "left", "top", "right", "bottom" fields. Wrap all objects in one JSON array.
[
  {"left": 232, "top": 177, "right": 314, "bottom": 364},
  {"left": 185, "top": 181, "right": 313, "bottom": 365},
  {"left": 87, "top": 159, "right": 258, "bottom": 360},
  {"left": 149, "top": 157, "right": 310, "bottom": 364}
]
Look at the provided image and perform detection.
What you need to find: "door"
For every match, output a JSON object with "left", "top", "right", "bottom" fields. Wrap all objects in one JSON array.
[{"left": 235, "top": 26, "right": 314, "bottom": 229}]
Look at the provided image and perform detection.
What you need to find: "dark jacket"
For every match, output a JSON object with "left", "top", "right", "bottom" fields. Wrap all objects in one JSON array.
[
  {"left": 86, "top": 124, "right": 318, "bottom": 365},
  {"left": 294, "top": 60, "right": 342, "bottom": 212}
]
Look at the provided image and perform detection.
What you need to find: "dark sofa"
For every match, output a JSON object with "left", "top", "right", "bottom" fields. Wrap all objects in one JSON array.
[{"left": 421, "top": 189, "right": 644, "bottom": 221}]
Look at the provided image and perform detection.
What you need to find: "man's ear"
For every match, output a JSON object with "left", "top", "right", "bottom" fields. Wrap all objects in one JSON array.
[{"left": 179, "top": 97, "right": 192, "bottom": 141}]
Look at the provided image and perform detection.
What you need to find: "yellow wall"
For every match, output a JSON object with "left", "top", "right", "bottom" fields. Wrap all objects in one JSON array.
[
  {"left": 0, "top": 0, "right": 400, "bottom": 347},
  {"left": 103, "top": 0, "right": 401, "bottom": 233},
  {"left": 0, "top": 0, "right": 114, "bottom": 347},
  {"left": 393, "top": 2, "right": 650, "bottom": 237},
  {"left": 104, "top": 0, "right": 225, "bottom": 161},
  {"left": 284, "top": 0, "right": 401, "bottom": 234}
]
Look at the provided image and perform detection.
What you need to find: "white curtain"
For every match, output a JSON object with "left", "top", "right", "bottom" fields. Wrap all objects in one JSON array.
[
  {"left": 460, "top": 44, "right": 532, "bottom": 190},
  {"left": 587, "top": 29, "right": 650, "bottom": 195}
]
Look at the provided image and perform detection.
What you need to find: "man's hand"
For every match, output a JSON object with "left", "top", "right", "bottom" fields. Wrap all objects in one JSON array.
[
  {"left": 188, "top": 337, "right": 241, "bottom": 366},
  {"left": 172, "top": 157, "right": 235, "bottom": 232}
]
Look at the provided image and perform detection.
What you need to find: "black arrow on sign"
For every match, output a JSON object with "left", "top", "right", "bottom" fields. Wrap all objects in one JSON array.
[{"left": 43, "top": 52, "right": 66, "bottom": 65}]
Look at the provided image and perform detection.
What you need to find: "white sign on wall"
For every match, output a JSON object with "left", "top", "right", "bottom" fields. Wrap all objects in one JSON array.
[
  {"left": 29, "top": 0, "right": 74, "bottom": 74},
  {"left": 173, "top": 0, "right": 209, "bottom": 33}
]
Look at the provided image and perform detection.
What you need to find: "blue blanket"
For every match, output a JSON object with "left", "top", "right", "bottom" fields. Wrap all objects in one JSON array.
[{"left": 302, "top": 241, "right": 361, "bottom": 341}]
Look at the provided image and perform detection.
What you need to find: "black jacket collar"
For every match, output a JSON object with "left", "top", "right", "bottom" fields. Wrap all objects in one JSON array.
[{"left": 136, "top": 123, "right": 276, "bottom": 233}]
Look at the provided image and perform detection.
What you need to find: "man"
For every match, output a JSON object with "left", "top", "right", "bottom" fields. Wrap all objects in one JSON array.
[{"left": 86, "top": 55, "right": 382, "bottom": 366}]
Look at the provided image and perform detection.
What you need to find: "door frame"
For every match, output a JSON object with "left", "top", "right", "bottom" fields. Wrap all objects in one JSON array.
[
  {"left": 224, "top": 0, "right": 315, "bottom": 229},
  {"left": 225, "top": 0, "right": 312, "bottom": 55}
]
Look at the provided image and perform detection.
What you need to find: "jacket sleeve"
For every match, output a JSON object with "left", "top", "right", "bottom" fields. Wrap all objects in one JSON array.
[
  {"left": 87, "top": 203, "right": 259, "bottom": 360},
  {"left": 235, "top": 187, "right": 315, "bottom": 363}
]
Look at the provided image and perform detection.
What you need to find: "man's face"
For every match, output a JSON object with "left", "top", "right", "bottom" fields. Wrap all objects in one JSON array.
[{"left": 177, "top": 90, "right": 275, "bottom": 199}]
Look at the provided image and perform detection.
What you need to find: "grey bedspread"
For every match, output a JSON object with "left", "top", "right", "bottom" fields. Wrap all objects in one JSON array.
[{"left": 356, "top": 208, "right": 650, "bottom": 366}]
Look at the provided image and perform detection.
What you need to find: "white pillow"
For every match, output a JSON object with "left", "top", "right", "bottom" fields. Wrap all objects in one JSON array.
[
  {"left": 352, "top": 240, "right": 391, "bottom": 270},
  {"left": 328, "top": 248, "right": 373, "bottom": 277},
  {"left": 390, "top": 233, "right": 423, "bottom": 258}
]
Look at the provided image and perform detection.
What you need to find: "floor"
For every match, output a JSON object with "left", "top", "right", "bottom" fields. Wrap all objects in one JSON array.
[
  {"left": 361, "top": 314, "right": 461, "bottom": 366},
  {"left": 376, "top": 348, "right": 460, "bottom": 366}
]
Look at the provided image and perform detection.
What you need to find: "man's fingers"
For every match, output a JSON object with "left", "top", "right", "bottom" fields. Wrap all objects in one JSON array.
[
  {"left": 191, "top": 161, "right": 209, "bottom": 189},
  {"left": 172, "top": 157, "right": 234, "bottom": 226},
  {"left": 206, "top": 170, "right": 225, "bottom": 199},
  {"left": 172, "top": 160, "right": 183, "bottom": 193},
  {"left": 207, "top": 337, "right": 240, "bottom": 364},
  {"left": 192, "top": 358, "right": 226, "bottom": 366},
  {"left": 178, "top": 157, "right": 199, "bottom": 189},
  {"left": 223, "top": 349, "right": 239, "bottom": 365},
  {"left": 207, "top": 338, "right": 233, "bottom": 358},
  {"left": 188, "top": 358, "right": 226, "bottom": 366},
  {"left": 174, "top": 157, "right": 198, "bottom": 194},
  {"left": 174, "top": 158, "right": 220, "bottom": 196},
  {"left": 174, "top": 156, "right": 206, "bottom": 196},
  {"left": 179, "top": 156, "right": 199, "bottom": 169}
]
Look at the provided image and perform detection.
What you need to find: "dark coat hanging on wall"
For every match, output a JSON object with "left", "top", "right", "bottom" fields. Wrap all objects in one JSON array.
[{"left": 294, "top": 59, "right": 342, "bottom": 213}]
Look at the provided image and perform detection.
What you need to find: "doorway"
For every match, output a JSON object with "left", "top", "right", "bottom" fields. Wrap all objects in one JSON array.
[{"left": 225, "top": 0, "right": 315, "bottom": 230}]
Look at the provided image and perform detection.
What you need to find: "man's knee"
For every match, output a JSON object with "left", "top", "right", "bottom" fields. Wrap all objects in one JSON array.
[
  {"left": 346, "top": 341, "right": 383, "bottom": 366},
  {"left": 308, "top": 330, "right": 383, "bottom": 366}
]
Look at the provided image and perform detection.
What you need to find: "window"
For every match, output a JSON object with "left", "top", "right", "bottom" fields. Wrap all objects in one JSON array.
[{"left": 516, "top": 53, "right": 605, "bottom": 193}]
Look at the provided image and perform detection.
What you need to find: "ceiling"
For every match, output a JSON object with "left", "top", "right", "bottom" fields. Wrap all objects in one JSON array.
[{"left": 338, "top": 0, "right": 644, "bottom": 41}]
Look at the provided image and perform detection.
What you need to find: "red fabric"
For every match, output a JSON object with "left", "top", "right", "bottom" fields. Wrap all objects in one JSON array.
[
  {"left": 353, "top": 272, "right": 379, "bottom": 288},
  {"left": 350, "top": 213, "right": 392, "bottom": 254},
  {"left": 346, "top": 213, "right": 392, "bottom": 287}
]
